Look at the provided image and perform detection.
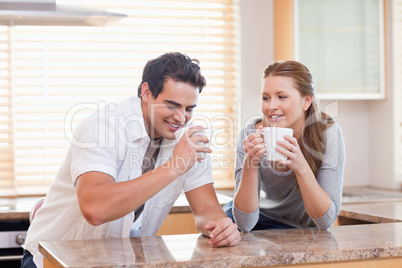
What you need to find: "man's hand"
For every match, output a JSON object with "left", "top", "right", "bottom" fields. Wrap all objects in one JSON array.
[
  {"left": 186, "top": 184, "right": 241, "bottom": 247},
  {"left": 169, "top": 126, "right": 212, "bottom": 175},
  {"left": 204, "top": 217, "right": 241, "bottom": 247}
]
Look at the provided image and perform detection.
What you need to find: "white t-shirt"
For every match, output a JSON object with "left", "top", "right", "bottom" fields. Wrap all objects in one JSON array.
[{"left": 23, "top": 97, "right": 213, "bottom": 267}]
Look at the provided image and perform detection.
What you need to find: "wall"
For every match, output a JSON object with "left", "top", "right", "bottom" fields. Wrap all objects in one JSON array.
[
  {"left": 320, "top": 100, "right": 371, "bottom": 187},
  {"left": 239, "top": 0, "right": 398, "bottom": 189},
  {"left": 367, "top": 0, "right": 399, "bottom": 189},
  {"left": 239, "top": 0, "right": 274, "bottom": 127}
]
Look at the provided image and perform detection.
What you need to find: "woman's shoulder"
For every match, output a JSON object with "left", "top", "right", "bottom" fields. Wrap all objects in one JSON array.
[
  {"left": 323, "top": 122, "right": 345, "bottom": 151},
  {"left": 325, "top": 122, "right": 343, "bottom": 137}
]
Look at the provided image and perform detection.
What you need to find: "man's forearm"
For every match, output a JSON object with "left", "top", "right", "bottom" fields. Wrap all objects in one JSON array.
[{"left": 76, "top": 161, "right": 181, "bottom": 225}]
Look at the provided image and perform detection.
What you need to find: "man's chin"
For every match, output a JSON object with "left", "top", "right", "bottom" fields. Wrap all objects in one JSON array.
[{"left": 160, "top": 132, "right": 177, "bottom": 140}]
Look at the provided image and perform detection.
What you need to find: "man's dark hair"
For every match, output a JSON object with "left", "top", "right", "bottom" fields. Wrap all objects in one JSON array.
[{"left": 137, "top": 52, "right": 206, "bottom": 99}]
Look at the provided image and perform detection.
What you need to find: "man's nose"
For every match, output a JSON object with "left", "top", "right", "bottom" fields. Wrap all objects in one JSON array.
[{"left": 173, "top": 109, "right": 185, "bottom": 124}]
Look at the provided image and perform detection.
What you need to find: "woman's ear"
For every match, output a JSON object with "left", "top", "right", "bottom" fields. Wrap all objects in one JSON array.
[
  {"left": 303, "top": 95, "right": 313, "bottom": 111},
  {"left": 141, "top": 82, "right": 152, "bottom": 101}
]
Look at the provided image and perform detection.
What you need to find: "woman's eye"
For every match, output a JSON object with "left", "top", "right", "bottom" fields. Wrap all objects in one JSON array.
[
  {"left": 279, "top": 95, "right": 287, "bottom": 99},
  {"left": 262, "top": 96, "right": 269, "bottom": 101}
]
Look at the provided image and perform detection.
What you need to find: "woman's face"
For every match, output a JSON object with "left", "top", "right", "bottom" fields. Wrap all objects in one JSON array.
[{"left": 261, "top": 75, "right": 312, "bottom": 137}]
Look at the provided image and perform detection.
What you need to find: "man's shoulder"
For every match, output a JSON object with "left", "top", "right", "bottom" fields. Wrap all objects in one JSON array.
[{"left": 110, "top": 96, "right": 141, "bottom": 115}]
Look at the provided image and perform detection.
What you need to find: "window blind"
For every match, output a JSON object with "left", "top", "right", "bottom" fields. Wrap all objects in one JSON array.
[{"left": 0, "top": 0, "right": 239, "bottom": 197}]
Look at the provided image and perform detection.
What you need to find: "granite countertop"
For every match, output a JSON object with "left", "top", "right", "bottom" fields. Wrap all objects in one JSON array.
[
  {"left": 39, "top": 222, "right": 402, "bottom": 267},
  {"left": 0, "top": 196, "right": 43, "bottom": 221},
  {"left": 342, "top": 187, "right": 402, "bottom": 204},
  {"left": 27, "top": 188, "right": 402, "bottom": 267},
  {"left": 340, "top": 202, "right": 402, "bottom": 223}
]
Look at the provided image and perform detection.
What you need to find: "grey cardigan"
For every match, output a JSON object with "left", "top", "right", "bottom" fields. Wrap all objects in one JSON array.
[{"left": 233, "top": 119, "right": 345, "bottom": 231}]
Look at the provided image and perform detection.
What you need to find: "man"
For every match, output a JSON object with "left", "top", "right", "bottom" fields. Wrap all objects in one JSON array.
[{"left": 22, "top": 52, "right": 240, "bottom": 268}]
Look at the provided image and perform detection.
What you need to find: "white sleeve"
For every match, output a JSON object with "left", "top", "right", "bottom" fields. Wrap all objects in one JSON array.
[
  {"left": 69, "top": 109, "right": 120, "bottom": 185},
  {"left": 312, "top": 123, "right": 345, "bottom": 229}
]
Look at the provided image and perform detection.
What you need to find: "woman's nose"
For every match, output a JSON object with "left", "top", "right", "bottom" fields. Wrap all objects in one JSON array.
[{"left": 268, "top": 98, "right": 278, "bottom": 110}]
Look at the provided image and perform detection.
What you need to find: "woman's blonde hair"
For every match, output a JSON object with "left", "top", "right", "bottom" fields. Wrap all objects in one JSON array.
[{"left": 263, "top": 60, "right": 334, "bottom": 175}]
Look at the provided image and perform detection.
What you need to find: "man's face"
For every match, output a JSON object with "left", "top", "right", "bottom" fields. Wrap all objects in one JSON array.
[{"left": 142, "top": 78, "right": 199, "bottom": 140}]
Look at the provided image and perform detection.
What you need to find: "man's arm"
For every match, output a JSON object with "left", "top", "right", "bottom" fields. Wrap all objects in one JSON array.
[
  {"left": 76, "top": 166, "right": 179, "bottom": 226},
  {"left": 185, "top": 183, "right": 241, "bottom": 247},
  {"left": 76, "top": 126, "right": 212, "bottom": 226}
]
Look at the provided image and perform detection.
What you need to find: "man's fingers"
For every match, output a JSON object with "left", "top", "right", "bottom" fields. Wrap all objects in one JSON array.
[
  {"left": 209, "top": 225, "right": 241, "bottom": 247},
  {"left": 207, "top": 218, "right": 240, "bottom": 247}
]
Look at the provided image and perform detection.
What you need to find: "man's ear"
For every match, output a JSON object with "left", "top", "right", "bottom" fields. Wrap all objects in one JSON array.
[
  {"left": 303, "top": 95, "right": 313, "bottom": 111},
  {"left": 141, "top": 82, "right": 152, "bottom": 101}
]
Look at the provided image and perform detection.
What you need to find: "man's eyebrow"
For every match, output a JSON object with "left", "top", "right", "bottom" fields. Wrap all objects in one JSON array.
[{"left": 164, "top": 100, "right": 197, "bottom": 109}]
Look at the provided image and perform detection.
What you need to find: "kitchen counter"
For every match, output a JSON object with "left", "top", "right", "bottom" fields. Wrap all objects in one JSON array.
[
  {"left": 39, "top": 222, "right": 402, "bottom": 268},
  {"left": 13, "top": 188, "right": 397, "bottom": 267},
  {"left": 5, "top": 190, "right": 402, "bottom": 267},
  {"left": 342, "top": 187, "right": 402, "bottom": 204},
  {"left": 0, "top": 194, "right": 229, "bottom": 221},
  {"left": 339, "top": 202, "right": 402, "bottom": 223},
  {"left": 0, "top": 197, "right": 43, "bottom": 221}
]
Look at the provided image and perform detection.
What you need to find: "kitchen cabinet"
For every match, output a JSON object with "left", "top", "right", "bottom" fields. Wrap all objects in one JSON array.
[
  {"left": 0, "top": 197, "right": 41, "bottom": 264},
  {"left": 274, "top": 0, "right": 386, "bottom": 100},
  {"left": 156, "top": 212, "right": 197, "bottom": 236},
  {"left": 155, "top": 193, "right": 231, "bottom": 236}
]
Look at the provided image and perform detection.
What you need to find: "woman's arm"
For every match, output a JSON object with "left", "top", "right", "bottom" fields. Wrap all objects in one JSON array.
[
  {"left": 276, "top": 124, "right": 345, "bottom": 229},
  {"left": 312, "top": 124, "right": 345, "bottom": 228},
  {"left": 232, "top": 125, "right": 265, "bottom": 231}
]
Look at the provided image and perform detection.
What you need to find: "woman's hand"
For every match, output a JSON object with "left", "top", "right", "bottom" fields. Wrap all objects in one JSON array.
[
  {"left": 242, "top": 125, "right": 266, "bottom": 168},
  {"left": 276, "top": 135, "right": 310, "bottom": 175}
]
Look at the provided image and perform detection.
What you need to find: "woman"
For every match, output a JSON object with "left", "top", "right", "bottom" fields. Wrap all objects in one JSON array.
[{"left": 224, "top": 60, "right": 345, "bottom": 231}]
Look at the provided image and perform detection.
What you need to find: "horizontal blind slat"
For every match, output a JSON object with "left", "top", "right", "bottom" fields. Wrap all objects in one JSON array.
[{"left": 2, "top": 0, "right": 239, "bottom": 196}]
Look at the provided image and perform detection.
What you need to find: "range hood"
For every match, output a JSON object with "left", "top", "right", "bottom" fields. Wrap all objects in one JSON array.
[{"left": 0, "top": 0, "right": 127, "bottom": 26}]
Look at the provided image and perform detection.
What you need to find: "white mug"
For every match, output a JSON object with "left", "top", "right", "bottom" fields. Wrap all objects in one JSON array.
[
  {"left": 175, "top": 126, "right": 212, "bottom": 158},
  {"left": 262, "top": 127, "right": 293, "bottom": 161}
]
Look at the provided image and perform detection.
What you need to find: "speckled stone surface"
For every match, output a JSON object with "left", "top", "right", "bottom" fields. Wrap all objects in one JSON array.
[
  {"left": 340, "top": 202, "right": 402, "bottom": 223},
  {"left": 39, "top": 222, "right": 402, "bottom": 268},
  {"left": 0, "top": 197, "right": 42, "bottom": 221},
  {"left": 342, "top": 188, "right": 402, "bottom": 204}
]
